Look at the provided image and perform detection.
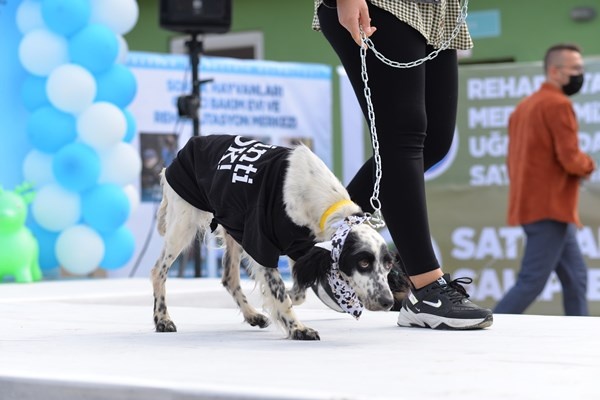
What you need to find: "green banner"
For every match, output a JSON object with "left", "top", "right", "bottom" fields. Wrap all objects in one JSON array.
[{"left": 427, "top": 58, "right": 600, "bottom": 315}]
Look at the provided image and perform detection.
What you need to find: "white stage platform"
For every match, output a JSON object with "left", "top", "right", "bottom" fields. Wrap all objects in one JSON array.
[{"left": 1, "top": 278, "right": 599, "bottom": 400}]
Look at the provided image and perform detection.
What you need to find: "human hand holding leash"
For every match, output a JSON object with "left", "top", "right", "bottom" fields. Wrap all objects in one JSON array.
[{"left": 336, "top": 0, "right": 376, "bottom": 46}]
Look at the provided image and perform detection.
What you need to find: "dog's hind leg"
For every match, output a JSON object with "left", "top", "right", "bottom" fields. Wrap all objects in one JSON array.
[
  {"left": 221, "top": 232, "right": 270, "bottom": 328},
  {"left": 152, "top": 183, "right": 205, "bottom": 332},
  {"left": 249, "top": 261, "right": 320, "bottom": 340}
]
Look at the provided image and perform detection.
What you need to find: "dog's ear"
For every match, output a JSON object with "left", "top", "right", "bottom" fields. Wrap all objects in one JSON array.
[
  {"left": 292, "top": 245, "right": 332, "bottom": 289},
  {"left": 388, "top": 254, "right": 411, "bottom": 311}
]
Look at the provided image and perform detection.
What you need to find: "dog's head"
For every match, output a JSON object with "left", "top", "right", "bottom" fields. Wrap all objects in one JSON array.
[{"left": 293, "top": 223, "right": 396, "bottom": 312}]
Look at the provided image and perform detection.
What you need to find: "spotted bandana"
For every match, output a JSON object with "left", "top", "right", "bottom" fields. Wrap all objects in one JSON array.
[{"left": 315, "top": 214, "right": 369, "bottom": 319}]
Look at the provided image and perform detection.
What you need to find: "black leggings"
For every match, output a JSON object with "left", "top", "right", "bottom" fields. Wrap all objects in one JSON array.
[{"left": 318, "top": 3, "right": 458, "bottom": 275}]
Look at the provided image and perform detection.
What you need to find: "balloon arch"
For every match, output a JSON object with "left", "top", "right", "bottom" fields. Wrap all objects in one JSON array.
[{"left": 16, "top": 0, "right": 141, "bottom": 276}]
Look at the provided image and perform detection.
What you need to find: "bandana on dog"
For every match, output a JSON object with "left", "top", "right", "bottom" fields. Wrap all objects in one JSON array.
[{"left": 315, "top": 214, "right": 369, "bottom": 319}]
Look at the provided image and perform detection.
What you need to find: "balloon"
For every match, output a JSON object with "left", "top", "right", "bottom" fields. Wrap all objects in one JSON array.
[
  {"left": 116, "top": 35, "right": 129, "bottom": 64},
  {"left": 56, "top": 224, "right": 104, "bottom": 275},
  {"left": 16, "top": 0, "right": 45, "bottom": 35},
  {"left": 19, "top": 28, "right": 69, "bottom": 76},
  {"left": 27, "top": 106, "right": 77, "bottom": 153},
  {"left": 31, "top": 183, "right": 81, "bottom": 232},
  {"left": 123, "top": 109, "right": 137, "bottom": 143},
  {"left": 90, "top": 0, "right": 138, "bottom": 35},
  {"left": 122, "top": 184, "right": 140, "bottom": 213},
  {"left": 21, "top": 75, "right": 49, "bottom": 111},
  {"left": 81, "top": 183, "right": 130, "bottom": 234},
  {"left": 98, "top": 142, "right": 141, "bottom": 185},
  {"left": 41, "top": 0, "right": 91, "bottom": 37},
  {"left": 23, "top": 150, "right": 55, "bottom": 187},
  {"left": 94, "top": 64, "right": 137, "bottom": 108},
  {"left": 52, "top": 142, "right": 101, "bottom": 192},
  {"left": 100, "top": 225, "right": 135, "bottom": 269},
  {"left": 28, "top": 220, "right": 60, "bottom": 271},
  {"left": 47, "top": 63, "right": 96, "bottom": 113},
  {"left": 77, "top": 102, "right": 126, "bottom": 150},
  {"left": 68, "top": 24, "right": 118, "bottom": 74}
]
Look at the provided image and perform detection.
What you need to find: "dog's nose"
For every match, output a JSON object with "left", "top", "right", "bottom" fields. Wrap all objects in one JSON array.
[{"left": 379, "top": 296, "right": 394, "bottom": 310}]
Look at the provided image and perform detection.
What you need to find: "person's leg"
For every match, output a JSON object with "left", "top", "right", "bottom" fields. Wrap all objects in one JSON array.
[
  {"left": 319, "top": 3, "right": 438, "bottom": 277},
  {"left": 555, "top": 224, "right": 589, "bottom": 316},
  {"left": 408, "top": 47, "right": 459, "bottom": 289},
  {"left": 423, "top": 48, "right": 458, "bottom": 171},
  {"left": 494, "top": 220, "right": 568, "bottom": 314}
]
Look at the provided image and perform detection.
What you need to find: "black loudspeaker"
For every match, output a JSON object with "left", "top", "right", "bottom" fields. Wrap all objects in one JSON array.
[{"left": 160, "top": 0, "right": 232, "bottom": 34}]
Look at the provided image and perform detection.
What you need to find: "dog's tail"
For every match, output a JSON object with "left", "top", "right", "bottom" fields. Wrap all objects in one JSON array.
[{"left": 157, "top": 169, "right": 168, "bottom": 236}]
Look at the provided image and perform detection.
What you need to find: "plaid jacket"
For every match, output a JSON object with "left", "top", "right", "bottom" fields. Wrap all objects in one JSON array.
[{"left": 312, "top": 0, "right": 472, "bottom": 50}]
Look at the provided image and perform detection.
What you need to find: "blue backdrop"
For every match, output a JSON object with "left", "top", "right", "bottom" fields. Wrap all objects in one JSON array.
[{"left": 0, "top": 1, "right": 29, "bottom": 189}]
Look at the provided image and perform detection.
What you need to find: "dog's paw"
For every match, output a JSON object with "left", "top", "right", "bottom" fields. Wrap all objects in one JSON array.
[
  {"left": 246, "top": 314, "right": 270, "bottom": 329},
  {"left": 290, "top": 327, "right": 320, "bottom": 341},
  {"left": 155, "top": 319, "right": 177, "bottom": 332}
]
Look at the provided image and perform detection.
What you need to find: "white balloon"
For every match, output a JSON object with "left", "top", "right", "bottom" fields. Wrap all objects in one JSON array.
[
  {"left": 56, "top": 224, "right": 105, "bottom": 275},
  {"left": 32, "top": 183, "right": 81, "bottom": 232},
  {"left": 90, "top": 0, "right": 139, "bottom": 35},
  {"left": 99, "top": 142, "right": 142, "bottom": 185},
  {"left": 123, "top": 184, "right": 140, "bottom": 213},
  {"left": 23, "top": 150, "right": 55, "bottom": 187},
  {"left": 116, "top": 35, "right": 129, "bottom": 64},
  {"left": 77, "top": 102, "right": 127, "bottom": 151},
  {"left": 16, "top": 0, "right": 45, "bottom": 34},
  {"left": 18, "top": 28, "right": 68, "bottom": 76},
  {"left": 47, "top": 64, "right": 97, "bottom": 114}
]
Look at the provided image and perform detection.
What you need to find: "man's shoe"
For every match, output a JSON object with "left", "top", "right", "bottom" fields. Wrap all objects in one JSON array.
[{"left": 397, "top": 274, "right": 493, "bottom": 330}]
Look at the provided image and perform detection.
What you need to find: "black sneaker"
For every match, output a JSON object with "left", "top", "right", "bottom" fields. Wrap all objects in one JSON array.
[{"left": 397, "top": 274, "right": 493, "bottom": 330}]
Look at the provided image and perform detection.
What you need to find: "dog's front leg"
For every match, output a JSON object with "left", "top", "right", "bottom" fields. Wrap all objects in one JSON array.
[
  {"left": 221, "top": 233, "right": 270, "bottom": 328},
  {"left": 286, "top": 258, "right": 307, "bottom": 306},
  {"left": 286, "top": 283, "right": 307, "bottom": 306},
  {"left": 250, "top": 263, "right": 320, "bottom": 340}
]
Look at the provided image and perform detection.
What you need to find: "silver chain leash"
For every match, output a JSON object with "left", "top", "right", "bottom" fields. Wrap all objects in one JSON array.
[{"left": 359, "top": 0, "right": 469, "bottom": 230}]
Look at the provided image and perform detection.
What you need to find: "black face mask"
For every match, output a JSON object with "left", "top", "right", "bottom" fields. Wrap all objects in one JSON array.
[{"left": 562, "top": 73, "right": 584, "bottom": 96}]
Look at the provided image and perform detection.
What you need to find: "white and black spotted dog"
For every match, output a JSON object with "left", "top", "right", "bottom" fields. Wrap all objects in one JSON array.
[{"left": 151, "top": 134, "right": 396, "bottom": 340}]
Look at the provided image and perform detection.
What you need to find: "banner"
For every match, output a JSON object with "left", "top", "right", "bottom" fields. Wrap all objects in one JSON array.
[{"left": 118, "top": 52, "right": 333, "bottom": 278}]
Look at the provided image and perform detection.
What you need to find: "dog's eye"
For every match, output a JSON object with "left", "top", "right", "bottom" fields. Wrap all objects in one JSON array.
[
  {"left": 358, "top": 260, "right": 370, "bottom": 269},
  {"left": 384, "top": 261, "right": 393, "bottom": 271}
]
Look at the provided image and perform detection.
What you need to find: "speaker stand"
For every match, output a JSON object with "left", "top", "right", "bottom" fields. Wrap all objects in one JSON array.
[{"left": 184, "top": 33, "right": 204, "bottom": 278}]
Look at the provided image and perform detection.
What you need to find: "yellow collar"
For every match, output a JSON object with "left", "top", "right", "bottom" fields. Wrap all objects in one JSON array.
[{"left": 319, "top": 199, "right": 354, "bottom": 232}]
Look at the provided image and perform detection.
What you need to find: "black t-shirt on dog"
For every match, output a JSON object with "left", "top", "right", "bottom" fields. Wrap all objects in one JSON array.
[{"left": 165, "top": 134, "right": 314, "bottom": 268}]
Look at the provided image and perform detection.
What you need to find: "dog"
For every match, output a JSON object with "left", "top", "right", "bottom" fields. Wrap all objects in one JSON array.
[{"left": 151, "top": 134, "right": 398, "bottom": 340}]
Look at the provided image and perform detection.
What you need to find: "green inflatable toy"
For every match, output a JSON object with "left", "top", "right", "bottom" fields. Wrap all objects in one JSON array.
[{"left": 0, "top": 183, "right": 42, "bottom": 283}]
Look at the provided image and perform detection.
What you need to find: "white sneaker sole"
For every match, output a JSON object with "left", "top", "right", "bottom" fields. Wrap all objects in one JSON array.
[{"left": 397, "top": 307, "right": 493, "bottom": 330}]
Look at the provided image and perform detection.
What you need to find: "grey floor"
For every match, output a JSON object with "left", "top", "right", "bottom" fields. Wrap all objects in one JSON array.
[{"left": 1, "top": 278, "right": 598, "bottom": 400}]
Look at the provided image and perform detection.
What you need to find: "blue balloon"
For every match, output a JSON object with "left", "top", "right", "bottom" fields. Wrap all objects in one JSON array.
[
  {"left": 52, "top": 142, "right": 101, "bottom": 192},
  {"left": 69, "top": 24, "right": 118, "bottom": 74},
  {"left": 100, "top": 225, "right": 135, "bottom": 270},
  {"left": 81, "top": 183, "right": 130, "bottom": 234},
  {"left": 28, "top": 219, "right": 60, "bottom": 271},
  {"left": 123, "top": 108, "right": 137, "bottom": 143},
  {"left": 21, "top": 75, "right": 49, "bottom": 111},
  {"left": 95, "top": 64, "right": 137, "bottom": 108},
  {"left": 41, "top": 0, "right": 91, "bottom": 37},
  {"left": 27, "top": 106, "right": 77, "bottom": 153}
]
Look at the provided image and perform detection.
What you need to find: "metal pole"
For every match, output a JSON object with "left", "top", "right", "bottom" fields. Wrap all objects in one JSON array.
[{"left": 186, "top": 33, "right": 203, "bottom": 278}]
